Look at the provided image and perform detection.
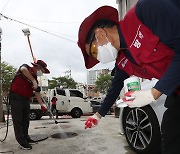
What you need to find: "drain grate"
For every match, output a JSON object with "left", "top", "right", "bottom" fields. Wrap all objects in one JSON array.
[{"left": 51, "top": 132, "right": 78, "bottom": 139}]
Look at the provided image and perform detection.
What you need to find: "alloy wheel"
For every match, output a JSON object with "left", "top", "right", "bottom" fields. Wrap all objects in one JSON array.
[{"left": 125, "top": 108, "right": 152, "bottom": 150}]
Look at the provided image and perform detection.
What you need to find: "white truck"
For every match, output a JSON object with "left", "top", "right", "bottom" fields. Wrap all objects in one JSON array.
[{"left": 48, "top": 88, "right": 92, "bottom": 118}]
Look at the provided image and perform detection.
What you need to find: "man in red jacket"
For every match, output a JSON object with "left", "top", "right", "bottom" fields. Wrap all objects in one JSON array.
[
  {"left": 78, "top": 0, "right": 180, "bottom": 153},
  {"left": 10, "top": 60, "right": 50, "bottom": 150}
]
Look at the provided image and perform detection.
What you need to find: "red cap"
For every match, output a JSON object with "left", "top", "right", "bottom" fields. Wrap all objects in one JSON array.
[
  {"left": 31, "top": 60, "right": 50, "bottom": 74},
  {"left": 77, "top": 6, "right": 119, "bottom": 69}
]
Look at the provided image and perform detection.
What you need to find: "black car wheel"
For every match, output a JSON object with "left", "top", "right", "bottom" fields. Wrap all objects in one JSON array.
[
  {"left": 71, "top": 108, "right": 82, "bottom": 118},
  {"left": 122, "top": 106, "right": 161, "bottom": 154},
  {"left": 29, "top": 110, "right": 38, "bottom": 120}
]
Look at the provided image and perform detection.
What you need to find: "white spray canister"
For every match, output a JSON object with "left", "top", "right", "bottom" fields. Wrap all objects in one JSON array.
[
  {"left": 124, "top": 76, "right": 141, "bottom": 93},
  {"left": 116, "top": 76, "right": 141, "bottom": 108}
]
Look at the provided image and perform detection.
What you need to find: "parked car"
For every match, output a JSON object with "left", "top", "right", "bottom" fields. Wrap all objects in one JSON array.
[
  {"left": 48, "top": 88, "right": 92, "bottom": 118},
  {"left": 91, "top": 97, "right": 104, "bottom": 103},
  {"left": 30, "top": 97, "right": 43, "bottom": 120},
  {"left": 90, "top": 100, "right": 114, "bottom": 114},
  {"left": 119, "top": 78, "right": 166, "bottom": 154}
]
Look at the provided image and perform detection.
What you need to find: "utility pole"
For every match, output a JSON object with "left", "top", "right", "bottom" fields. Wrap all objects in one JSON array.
[{"left": 0, "top": 27, "right": 4, "bottom": 122}]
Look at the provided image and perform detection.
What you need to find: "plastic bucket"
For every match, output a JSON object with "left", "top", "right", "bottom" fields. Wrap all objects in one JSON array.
[{"left": 124, "top": 76, "right": 141, "bottom": 93}]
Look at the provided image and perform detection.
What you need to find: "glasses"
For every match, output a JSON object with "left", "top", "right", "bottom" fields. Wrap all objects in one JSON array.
[{"left": 89, "top": 34, "right": 98, "bottom": 59}]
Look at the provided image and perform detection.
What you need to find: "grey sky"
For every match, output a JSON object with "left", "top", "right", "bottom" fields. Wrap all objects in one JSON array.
[{"left": 0, "top": 0, "right": 118, "bottom": 83}]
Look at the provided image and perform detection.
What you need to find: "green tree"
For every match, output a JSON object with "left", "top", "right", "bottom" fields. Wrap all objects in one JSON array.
[
  {"left": 48, "top": 76, "right": 77, "bottom": 89},
  {"left": 2, "top": 62, "right": 17, "bottom": 93},
  {"left": 95, "top": 74, "right": 113, "bottom": 94}
]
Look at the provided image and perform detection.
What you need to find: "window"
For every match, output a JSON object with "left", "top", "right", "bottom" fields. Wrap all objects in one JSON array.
[
  {"left": 56, "top": 89, "right": 66, "bottom": 96},
  {"left": 69, "top": 90, "right": 83, "bottom": 98}
]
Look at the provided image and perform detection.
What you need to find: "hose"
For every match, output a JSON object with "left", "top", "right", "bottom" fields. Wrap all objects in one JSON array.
[
  {"left": 0, "top": 100, "right": 10, "bottom": 142},
  {"left": 0, "top": 98, "right": 15, "bottom": 154}
]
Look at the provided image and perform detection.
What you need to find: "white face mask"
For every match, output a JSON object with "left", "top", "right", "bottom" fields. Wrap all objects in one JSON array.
[
  {"left": 36, "top": 70, "right": 43, "bottom": 76},
  {"left": 97, "top": 42, "right": 118, "bottom": 64}
]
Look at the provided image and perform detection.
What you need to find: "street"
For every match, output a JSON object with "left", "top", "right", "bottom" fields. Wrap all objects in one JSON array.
[{"left": 0, "top": 115, "right": 136, "bottom": 154}]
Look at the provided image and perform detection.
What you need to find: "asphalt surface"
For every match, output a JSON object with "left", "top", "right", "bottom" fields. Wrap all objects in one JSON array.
[{"left": 0, "top": 115, "right": 136, "bottom": 154}]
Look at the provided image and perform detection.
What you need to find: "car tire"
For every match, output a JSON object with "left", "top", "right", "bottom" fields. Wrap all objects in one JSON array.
[
  {"left": 71, "top": 108, "right": 82, "bottom": 118},
  {"left": 36, "top": 111, "right": 43, "bottom": 120},
  {"left": 122, "top": 106, "right": 161, "bottom": 154},
  {"left": 29, "top": 110, "right": 39, "bottom": 120}
]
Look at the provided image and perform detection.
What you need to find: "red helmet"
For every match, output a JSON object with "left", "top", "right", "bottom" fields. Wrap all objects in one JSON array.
[
  {"left": 77, "top": 6, "right": 119, "bottom": 69},
  {"left": 31, "top": 60, "right": 50, "bottom": 74}
]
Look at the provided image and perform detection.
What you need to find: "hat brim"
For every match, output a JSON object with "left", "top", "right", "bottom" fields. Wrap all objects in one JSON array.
[
  {"left": 78, "top": 6, "right": 119, "bottom": 69},
  {"left": 31, "top": 63, "right": 50, "bottom": 74}
]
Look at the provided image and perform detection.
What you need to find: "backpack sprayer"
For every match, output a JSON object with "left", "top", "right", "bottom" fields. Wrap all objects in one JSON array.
[{"left": 22, "top": 28, "right": 58, "bottom": 125}]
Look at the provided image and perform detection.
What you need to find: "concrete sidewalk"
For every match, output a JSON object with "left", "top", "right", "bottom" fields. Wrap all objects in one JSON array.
[{"left": 0, "top": 115, "right": 136, "bottom": 154}]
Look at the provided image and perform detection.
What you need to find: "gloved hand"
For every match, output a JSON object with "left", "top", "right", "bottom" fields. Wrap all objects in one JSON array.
[
  {"left": 41, "top": 104, "right": 47, "bottom": 112},
  {"left": 124, "top": 89, "right": 156, "bottom": 108},
  {"left": 85, "top": 114, "right": 100, "bottom": 129},
  {"left": 116, "top": 98, "right": 128, "bottom": 108},
  {"left": 32, "top": 79, "right": 38, "bottom": 89}
]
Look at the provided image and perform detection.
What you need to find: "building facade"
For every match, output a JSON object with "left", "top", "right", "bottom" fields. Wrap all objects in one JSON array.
[
  {"left": 87, "top": 69, "right": 111, "bottom": 85},
  {"left": 116, "top": 0, "right": 137, "bottom": 19}
]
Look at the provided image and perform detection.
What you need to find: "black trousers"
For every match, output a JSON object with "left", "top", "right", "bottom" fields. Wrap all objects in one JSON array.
[
  {"left": 161, "top": 94, "right": 180, "bottom": 154},
  {"left": 10, "top": 92, "right": 30, "bottom": 145}
]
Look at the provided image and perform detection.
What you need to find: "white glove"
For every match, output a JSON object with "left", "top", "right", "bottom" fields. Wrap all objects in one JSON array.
[
  {"left": 32, "top": 79, "right": 38, "bottom": 89},
  {"left": 124, "top": 89, "right": 156, "bottom": 108},
  {"left": 116, "top": 99, "right": 128, "bottom": 108}
]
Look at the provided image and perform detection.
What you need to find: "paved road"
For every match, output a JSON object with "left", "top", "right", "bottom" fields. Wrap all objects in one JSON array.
[{"left": 0, "top": 115, "right": 136, "bottom": 154}]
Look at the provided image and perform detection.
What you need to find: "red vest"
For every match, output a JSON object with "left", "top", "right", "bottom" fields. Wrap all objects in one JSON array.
[
  {"left": 51, "top": 97, "right": 57, "bottom": 105},
  {"left": 116, "top": 5, "right": 174, "bottom": 80},
  {"left": 11, "top": 66, "right": 37, "bottom": 99}
]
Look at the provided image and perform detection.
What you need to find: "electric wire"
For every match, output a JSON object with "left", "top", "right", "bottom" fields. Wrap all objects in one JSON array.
[
  {"left": 0, "top": 0, "right": 10, "bottom": 13},
  {"left": 0, "top": 13, "right": 76, "bottom": 44},
  {"left": 7, "top": 17, "right": 81, "bottom": 24}
]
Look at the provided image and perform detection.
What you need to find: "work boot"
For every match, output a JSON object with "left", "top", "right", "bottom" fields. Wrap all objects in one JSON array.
[{"left": 19, "top": 143, "right": 32, "bottom": 150}]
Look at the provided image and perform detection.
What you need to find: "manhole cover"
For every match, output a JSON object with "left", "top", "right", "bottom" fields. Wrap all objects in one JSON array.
[{"left": 51, "top": 132, "right": 78, "bottom": 139}]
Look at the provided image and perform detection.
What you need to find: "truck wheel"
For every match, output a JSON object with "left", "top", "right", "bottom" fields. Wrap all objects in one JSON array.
[
  {"left": 122, "top": 106, "right": 161, "bottom": 154},
  {"left": 71, "top": 108, "right": 82, "bottom": 118},
  {"left": 29, "top": 110, "right": 39, "bottom": 120}
]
